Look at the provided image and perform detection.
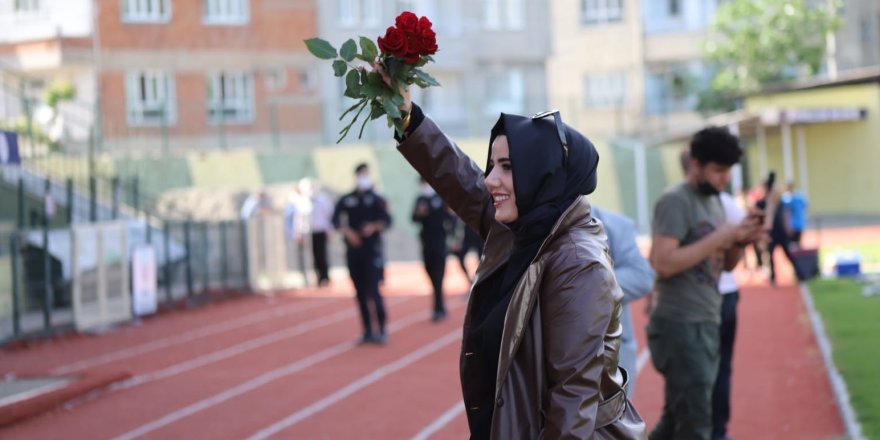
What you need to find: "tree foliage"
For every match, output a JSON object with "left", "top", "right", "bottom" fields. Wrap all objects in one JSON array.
[{"left": 700, "top": 0, "right": 841, "bottom": 112}]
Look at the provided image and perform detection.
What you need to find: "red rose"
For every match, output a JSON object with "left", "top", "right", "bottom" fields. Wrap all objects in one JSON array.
[
  {"left": 417, "top": 16, "right": 433, "bottom": 32},
  {"left": 414, "top": 27, "right": 437, "bottom": 55},
  {"left": 401, "top": 47, "right": 421, "bottom": 64},
  {"left": 378, "top": 26, "right": 408, "bottom": 58},
  {"left": 395, "top": 11, "right": 419, "bottom": 35}
]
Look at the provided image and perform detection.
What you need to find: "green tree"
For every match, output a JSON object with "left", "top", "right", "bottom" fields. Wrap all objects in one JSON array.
[
  {"left": 700, "top": 0, "right": 841, "bottom": 112},
  {"left": 44, "top": 80, "right": 76, "bottom": 108}
]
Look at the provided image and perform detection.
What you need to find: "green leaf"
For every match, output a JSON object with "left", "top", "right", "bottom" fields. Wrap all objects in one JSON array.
[
  {"left": 344, "top": 69, "right": 362, "bottom": 98},
  {"left": 391, "top": 116, "right": 405, "bottom": 137},
  {"left": 382, "top": 93, "right": 402, "bottom": 120},
  {"left": 369, "top": 101, "right": 386, "bottom": 120},
  {"left": 340, "top": 39, "right": 357, "bottom": 62},
  {"left": 359, "top": 36, "right": 379, "bottom": 61},
  {"left": 389, "top": 94, "right": 404, "bottom": 107},
  {"left": 332, "top": 60, "right": 347, "bottom": 77},
  {"left": 387, "top": 59, "right": 403, "bottom": 83},
  {"left": 414, "top": 70, "right": 441, "bottom": 87},
  {"left": 304, "top": 38, "right": 337, "bottom": 60},
  {"left": 362, "top": 72, "right": 385, "bottom": 99}
]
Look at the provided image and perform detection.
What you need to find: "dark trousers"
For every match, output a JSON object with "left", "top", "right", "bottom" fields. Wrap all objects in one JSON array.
[
  {"left": 712, "top": 291, "right": 739, "bottom": 440},
  {"left": 768, "top": 235, "right": 802, "bottom": 283},
  {"left": 423, "top": 249, "right": 447, "bottom": 313},
  {"left": 648, "top": 317, "right": 720, "bottom": 440},
  {"left": 311, "top": 231, "right": 329, "bottom": 283},
  {"left": 751, "top": 242, "right": 764, "bottom": 268},
  {"left": 347, "top": 252, "right": 386, "bottom": 337},
  {"left": 791, "top": 230, "right": 802, "bottom": 246},
  {"left": 454, "top": 233, "right": 483, "bottom": 283}
]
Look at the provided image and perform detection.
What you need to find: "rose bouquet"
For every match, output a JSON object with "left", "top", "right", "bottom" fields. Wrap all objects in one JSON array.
[{"left": 305, "top": 11, "right": 441, "bottom": 142}]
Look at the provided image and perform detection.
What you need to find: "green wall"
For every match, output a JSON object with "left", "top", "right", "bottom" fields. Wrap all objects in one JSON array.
[{"left": 745, "top": 82, "right": 880, "bottom": 216}]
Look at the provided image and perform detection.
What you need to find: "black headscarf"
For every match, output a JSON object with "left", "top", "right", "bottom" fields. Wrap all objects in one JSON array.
[{"left": 485, "top": 112, "right": 600, "bottom": 298}]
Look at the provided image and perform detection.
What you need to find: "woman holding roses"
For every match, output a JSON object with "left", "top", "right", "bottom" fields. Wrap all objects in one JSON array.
[{"left": 383, "top": 72, "right": 644, "bottom": 438}]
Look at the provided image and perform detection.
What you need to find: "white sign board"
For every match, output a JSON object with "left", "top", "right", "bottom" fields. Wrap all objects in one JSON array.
[{"left": 132, "top": 245, "right": 158, "bottom": 316}]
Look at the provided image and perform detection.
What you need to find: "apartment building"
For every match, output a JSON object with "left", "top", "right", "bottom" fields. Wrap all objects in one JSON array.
[
  {"left": 547, "top": 0, "right": 880, "bottom": 140},
  {"left": 315, "top": 0, "right": 550, "bottom": 143},
  {"left": 0, "top": 0, "right": 322, "bottom": 152}
]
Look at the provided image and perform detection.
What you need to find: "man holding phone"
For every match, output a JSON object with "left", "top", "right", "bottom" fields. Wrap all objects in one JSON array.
[{"left": 648, "top": 127, "right": 763, "bottom": 439}]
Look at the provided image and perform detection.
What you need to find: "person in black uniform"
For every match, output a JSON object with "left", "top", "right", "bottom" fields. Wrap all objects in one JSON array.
[
  {"left": 332, "top": 163, "right": 393, "bottom": 345},
  {"left": 449, "top": 214, "right": 484, "bottom": 285},
  {"left": 412, "top": 176, "right": 453, "bottom": 322}
]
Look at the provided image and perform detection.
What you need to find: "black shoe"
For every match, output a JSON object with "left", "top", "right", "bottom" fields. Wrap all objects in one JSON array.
[
  {"left": 374, "top": 332, "right": 388, "bottom": 345},
  {"left": 431, "top": 310, "right": 447, "bottom": 322},
  {"left": 356, "top": 334, "right": 375, "bottom": 345}
]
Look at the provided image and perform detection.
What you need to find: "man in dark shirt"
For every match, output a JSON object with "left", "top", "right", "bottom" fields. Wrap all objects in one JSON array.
[
  {"left": 412, "top": 176, "right": 453, "bottom": 322},
  {"left": 332, "top": 163, "right": 393, "bottom": 345}
]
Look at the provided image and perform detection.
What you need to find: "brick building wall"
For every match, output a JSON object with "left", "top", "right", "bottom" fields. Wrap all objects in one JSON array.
[{"left": 96, "top": 0, "right": 322, "bottom": 151}]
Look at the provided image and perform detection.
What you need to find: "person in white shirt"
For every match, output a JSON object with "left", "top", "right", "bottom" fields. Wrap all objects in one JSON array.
[
  {"left": 713, "top": 190, "right": 746, "bottom": 440},
  {"left": 301, "top": 178, "right": 334, "bottom": 286}
]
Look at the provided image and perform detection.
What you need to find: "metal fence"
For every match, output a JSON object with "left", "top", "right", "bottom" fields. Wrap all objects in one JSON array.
[{"left": 0, "top": 214, "right": 310, "bottom": 344}]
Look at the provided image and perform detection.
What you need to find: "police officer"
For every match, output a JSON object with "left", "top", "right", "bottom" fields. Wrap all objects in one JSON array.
[
  {"left": 412, "top": 177, "right": 452, "bottom": 322},
  {"left": 333, "top": 163, "right": 393, "bottom": 345},
  {"left": 449, "top": 214, "right": 484, "bottom": 285}
]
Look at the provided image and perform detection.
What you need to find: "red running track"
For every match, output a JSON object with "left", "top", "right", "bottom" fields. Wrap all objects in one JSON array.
[{"left": 0, "top": 254, "right": 845, "bottom": 439}]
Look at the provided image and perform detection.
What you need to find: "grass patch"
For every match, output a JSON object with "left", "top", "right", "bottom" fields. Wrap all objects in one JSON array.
[
  {"left": 809, "top": 278, "right": 880, "bottom": 438},
  {"left": 820, "top": 242, "right": 880, "bottom": 273}
]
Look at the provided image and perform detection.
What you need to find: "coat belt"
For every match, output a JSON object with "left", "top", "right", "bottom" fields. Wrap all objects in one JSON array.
[{"left": 595, "top": 367, "right": 630, "bottom": 429}]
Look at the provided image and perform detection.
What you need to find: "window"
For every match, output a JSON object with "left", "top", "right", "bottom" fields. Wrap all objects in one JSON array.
[
  {"left": 121, "top": 0, "right": 171, "bottom": 23},
  {"left": 422, "top": 73, "right": 463, "bottom": 120},
  {"left": 396, "top": 0, "right": 416, "bottom": 14},
  {"left": 338, "top": 0, "right": 381, "bottom": 28},
  {"left": 298, "top": 68, "right": 317, "bottom": 91},
  {"left": 485, "top": 69, "right": 525, "bottom": 116},
  {"left": 668, "top": 0, "right": 680, "bottom": 17},
  {"left": 126, "top": 71, "right": 176, "bottom": 126},
  {"left": 484, "top": 0, "right": 525, "bottom": 30},
  {"left": 584, "top": 73, "right": 626, "bottom": 108},
  {"left": 265, "top": 68, "right": 287, "bottom": 92},
  {"left": 207, "top": 72, "right": 255, "bottom": 123},
  {"left": 14, "top": 0, "right": 41, "bottom": 14},
  {"left": 203, "top": 0, "right": 249, "bottom": 25},
  {"left": 581, "top": 0, "right": 623, "bottom": 26},
  {"left": 645, "top": 64, "right": 704, "bottom": 114}
]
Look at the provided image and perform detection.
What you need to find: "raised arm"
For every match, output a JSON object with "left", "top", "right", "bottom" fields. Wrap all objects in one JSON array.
[{"left": 396, "top": 105, "right": 494, "bottom": 239}]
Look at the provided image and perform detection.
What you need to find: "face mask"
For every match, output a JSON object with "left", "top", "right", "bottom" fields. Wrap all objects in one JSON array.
[
  {"left": 356, "top": 175, "right": 372, "bottom": 191},
  {"left": 696, "top": 178, "right": 719, "bottom": 196},
  {"left": 420, "top": 184, "right": 435, "bottom": 197}
]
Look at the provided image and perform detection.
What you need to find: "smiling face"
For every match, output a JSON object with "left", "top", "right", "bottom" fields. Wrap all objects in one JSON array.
[{"left": 486, "top": 135, "right": 518, "bottom": 223}]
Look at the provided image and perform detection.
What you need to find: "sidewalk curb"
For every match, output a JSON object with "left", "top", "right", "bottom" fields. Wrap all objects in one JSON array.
[
  {"left": 0, "top": 370, "right": 131, "bottom": 428},
  {"left": 799, "top": 283, "right": 866, "bottom": 440}
]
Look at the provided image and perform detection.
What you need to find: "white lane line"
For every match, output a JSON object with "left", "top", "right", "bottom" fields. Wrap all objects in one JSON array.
[
  {"left": 113, "top": 299, "right": 458, "bottom": 440},
  {"left": 52, "top": 298, "right": 336, "bottom": 375},
  {"left": 636, "top": 348, "right": 650, "bottom": 374},
  {"left": 114, "top": 297, "right": 408, "bottom": 390},
  {"left": 247, "top": 329, "right": 462, "bottom": 440},
  {"left": 410, "top": 348, "right": 653, "bottom": 439},
  {"left": 800, "top": 284, "right": 866, "bottom": 440},
  {"left": 410, "top": 401, "right": 465, "bottom": 440}
]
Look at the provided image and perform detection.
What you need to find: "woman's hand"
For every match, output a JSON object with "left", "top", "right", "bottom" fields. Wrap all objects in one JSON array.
[{"left": 369, "top": 62, "right": 412, "bottom": 115}]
